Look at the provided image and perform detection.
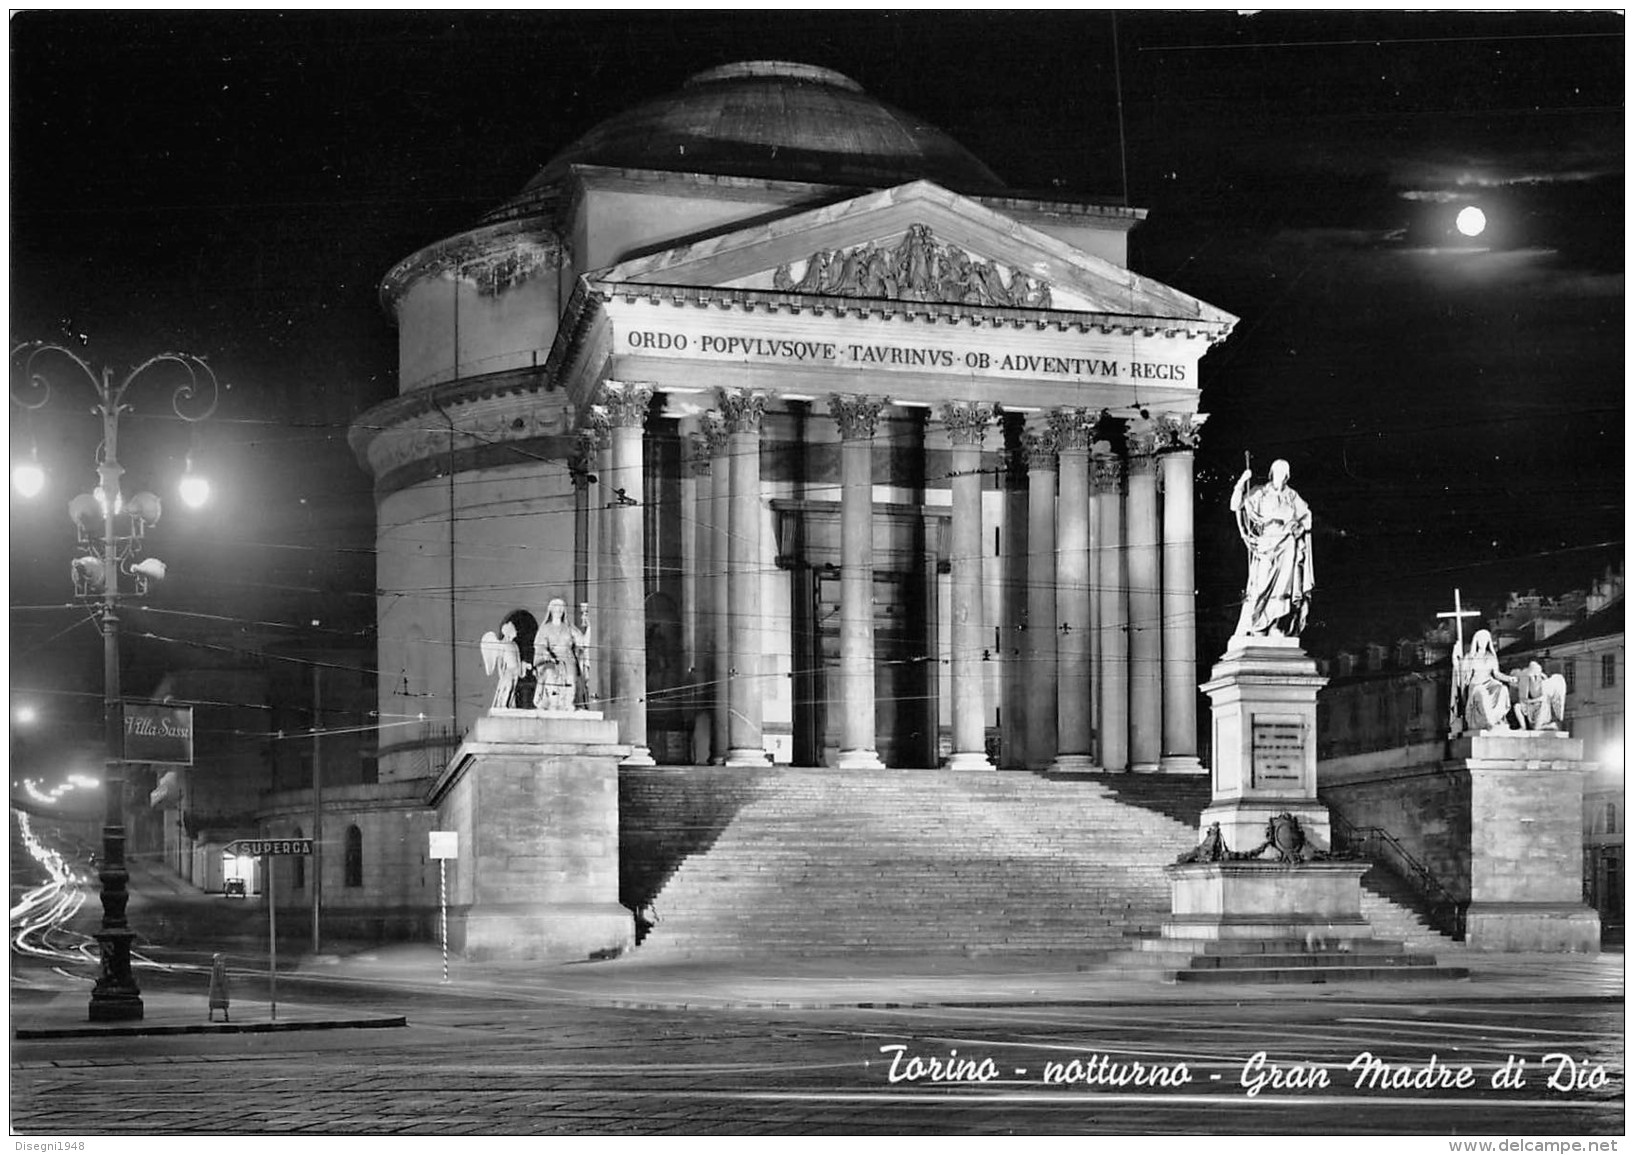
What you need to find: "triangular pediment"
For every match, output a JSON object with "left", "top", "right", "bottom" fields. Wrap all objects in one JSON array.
[{"left": 593, "top": 180, "right": 1234, "bottom": 330}]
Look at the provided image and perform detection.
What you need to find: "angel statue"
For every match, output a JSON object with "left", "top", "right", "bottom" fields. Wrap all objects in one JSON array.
[
  {"left": 480, "top": 621, "right": 527, "bottom": 711},
  {"left": 1452, "top": 629, "right": 1516, "bottom": 732},
  {"left": 533, "top": 598, "right": 593, "bottom": 711},
  {"left": 1230, "top": 457, "right": 1314, "bottom": 638},
  {"left": 1511, "top": 660, "right": 1568, "bottom": 731}
]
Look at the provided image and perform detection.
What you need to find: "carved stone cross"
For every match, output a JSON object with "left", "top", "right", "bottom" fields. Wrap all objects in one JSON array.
[{"left": 1436, "top": 588, "right": 1482, "bottom": 655}]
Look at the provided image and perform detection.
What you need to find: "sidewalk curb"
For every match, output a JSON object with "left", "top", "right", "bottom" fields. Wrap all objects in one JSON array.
[{"left": 15, "top": 1015, "right": 407, "bottom": 1040}]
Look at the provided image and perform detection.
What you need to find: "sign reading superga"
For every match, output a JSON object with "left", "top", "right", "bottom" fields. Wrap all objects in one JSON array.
[{"left": 122, "top": 702, "right": 194, "bottom": 765}]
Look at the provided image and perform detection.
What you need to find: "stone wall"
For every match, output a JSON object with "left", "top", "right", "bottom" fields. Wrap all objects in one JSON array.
[{"left": 1320, "top": 760, "right": 1472, "bottom": 903}]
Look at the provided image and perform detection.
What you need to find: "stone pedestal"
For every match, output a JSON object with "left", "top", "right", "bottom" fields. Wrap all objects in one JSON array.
[
  {"left": 1163, "top": 860, "right": 1374, "bottom": 941},
  {"left": 1449, "top": 731, "right": 1600, "bottom": 952},
  {"left": 1199, "top": 636, "right": 1330, "bottom": 852},
  {"left": 427, "top": 709, "right": 633, "bottom": 962}
]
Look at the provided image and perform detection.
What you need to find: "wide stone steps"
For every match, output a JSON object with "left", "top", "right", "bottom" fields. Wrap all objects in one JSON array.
[
  {"left": 628, "top": 767, "right": 1464, "bottom": 962},
  {"left": 634, "top": 767, "right": 1200, "bottom": 958}
]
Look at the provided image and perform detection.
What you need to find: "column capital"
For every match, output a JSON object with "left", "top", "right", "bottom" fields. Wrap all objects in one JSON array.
[
  {"left": 1154, "top": 411, "right": 1208, "bottom": 453},
  {"left": 594, "top": 380, "right": 654, "bottom": 428},
  {"left": 939, "top": 401, "right": 994, "bottom": 446},
  {"left": 698, "top": 412, "right": 730, "bottom": 458},
  {"left": 716, "top": 388, "right": 768, "bottom": 434},
  {"left": 1125, "top": 413, "right": 1164, "bottom": 459},
  {"left": 1021, "top": 427, "right": 1059, "bottom": 472},
  {"left": 1047, "top": 406, "right": 1102, "bottom": 452},
  {"left": 569, "top": 429, "right": 600, "bottom": 490},
  {"left": 828, "top": 393, "right": 890, "bottom": 441},
  {"left": 1090, "top": 440, "right": 1125, "bottom": 493},
  {"left": 684, "top": 433, "right": 713, "bottom": 477}
]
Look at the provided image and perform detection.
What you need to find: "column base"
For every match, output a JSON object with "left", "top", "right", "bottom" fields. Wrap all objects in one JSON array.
[
  {"left": 1049, "top": 754, "right": 1102, "bottom": 775},
  {"left": 725, "top": 747, "right": 771, "bottom": 768},
  {"left": 1158, "top": 755, "right": 1206, "bottom": 775},
  {"left": 620, "top": 746, "right": 656, "bottom": 768},
  {"left": 1130, "top": 761, "right": 1162, "bottom": 774},
  {"left": 944, "top": 750, "right": 994, "bottom": 772},
  {"left": 835, "top": 748, "right": 885, "bottom": 770}
]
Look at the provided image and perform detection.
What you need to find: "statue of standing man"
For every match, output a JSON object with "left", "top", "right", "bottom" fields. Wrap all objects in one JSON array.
[{"left": 1231, "top": 458, "right": 1314, "bottom": 638}]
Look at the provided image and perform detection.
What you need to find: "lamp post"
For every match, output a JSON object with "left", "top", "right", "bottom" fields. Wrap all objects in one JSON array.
[{"left": 11, "top": 341, "right": 219, "bottom": 1022}]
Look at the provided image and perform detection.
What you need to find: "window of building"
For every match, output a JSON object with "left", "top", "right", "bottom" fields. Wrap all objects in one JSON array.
[
  {"left": 1375, "top": 692, "right": 1388, "bottom": 723},
  {"left": 344, "top": 825, "right": 363, "bottom": 888},
  {"left": 1563, "top": 659, "right": 1577, "bottom": 694},
  {"left": 1410, "top": 684, "right": 1424, "bottom": 719},
  {"left": 292, "top": 826, "right": 305, "bottom": 890},
  {"left": 1606, "top": 804, "right": 1618, "bottom": 836},
  {"left": 1602, "top": 653, "right": 1616, "bottom": 689}
]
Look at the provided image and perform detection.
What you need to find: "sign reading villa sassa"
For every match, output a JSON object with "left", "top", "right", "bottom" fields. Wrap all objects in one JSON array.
[{"left": 122, "top": 702, "right": 194, "bottom": 765}]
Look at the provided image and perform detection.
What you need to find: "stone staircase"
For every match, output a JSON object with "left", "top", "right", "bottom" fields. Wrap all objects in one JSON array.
[
  {"left": 1110, "top": 935, "right": 1470, "bottom": 984},
  {"left": 624, "top": 766, "right": 1470, "bottom": 963},
  {"left": 631, "top": 768, "right": 1200, "bottom": 958}
]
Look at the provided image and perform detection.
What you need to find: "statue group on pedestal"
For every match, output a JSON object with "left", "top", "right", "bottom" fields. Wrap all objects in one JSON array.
[
  {"left": 480, "top": 598, "right": 593, "bottom": 712},
  {"left": 1451, "top": 629, "right": 1567, "bottom": 735}
]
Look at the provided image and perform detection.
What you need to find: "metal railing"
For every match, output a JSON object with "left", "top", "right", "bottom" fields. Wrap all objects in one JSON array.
[{"left": 1330, "top": 810, "right": 1467, "bottom": 940}]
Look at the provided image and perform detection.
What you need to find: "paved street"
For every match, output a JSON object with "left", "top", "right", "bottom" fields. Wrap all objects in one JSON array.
[{"left": 11, "top": 958, "right": 1623, "bottom": 1136}]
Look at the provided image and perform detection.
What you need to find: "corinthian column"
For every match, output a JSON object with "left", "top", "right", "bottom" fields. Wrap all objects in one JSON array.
[
  {"left": 1050, "top": 407, "right": 1098, "bottom": 773},
  {"left": 829, "top": 394, "right": 888, "bottom": 770},
  {"left": 940, "top": 402, "right": 993, "bottom": 772},
  {"left": 1158, "top": 412, "right": 1207, "bottom": 774},
  {"left": 1125, "top": 416, "right": 1163, "bottom": 773},
  {"left": 704, "top": 415, "right": 730, "bottom": 763},
  {"left": 1022, "top": 418, "right": 1058, "bottom": 769},
  {"left": 720, "top": 389, "right": 771, "bottom": 767},
  {"left": 595, "top": 380, "right": 654, "bottom": 766},
  {"left": 1093, "top": 441, "right": 1128, "bottom": 772}
]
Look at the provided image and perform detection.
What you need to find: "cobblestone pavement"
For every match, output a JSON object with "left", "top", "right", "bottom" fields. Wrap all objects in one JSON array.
[{"left": 11, "top": 976, "right": 1623, "bottom": 1136}]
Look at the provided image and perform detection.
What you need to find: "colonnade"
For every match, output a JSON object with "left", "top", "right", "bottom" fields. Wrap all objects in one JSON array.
[{"left": 589, "top": 380, "right": 1205, "bottom": 773}]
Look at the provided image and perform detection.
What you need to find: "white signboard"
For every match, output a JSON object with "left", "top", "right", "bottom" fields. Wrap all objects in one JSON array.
[{"left": 428, "top": 831, "right": 459, "bottom": 860}]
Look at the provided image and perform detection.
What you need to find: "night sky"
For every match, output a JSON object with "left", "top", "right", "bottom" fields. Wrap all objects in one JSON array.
[{"left": 8, "top": 11, "right": 1624, "bottom": 770}]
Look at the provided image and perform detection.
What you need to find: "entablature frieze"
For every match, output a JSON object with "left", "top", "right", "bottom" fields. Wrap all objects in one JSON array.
[{"left": 598, "top": 295, "right": 1210, "bottom": 414}]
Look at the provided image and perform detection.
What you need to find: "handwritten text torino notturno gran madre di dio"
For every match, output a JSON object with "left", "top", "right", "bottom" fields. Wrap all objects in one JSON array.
[{"left": 874, "top": 1045, "right": 1613, "bottom": 1096}]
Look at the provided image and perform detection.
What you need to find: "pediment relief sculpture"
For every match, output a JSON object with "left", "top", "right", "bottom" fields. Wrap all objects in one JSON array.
[{"left": 772, "top": 223, "right": 1051, "bottom": 309}]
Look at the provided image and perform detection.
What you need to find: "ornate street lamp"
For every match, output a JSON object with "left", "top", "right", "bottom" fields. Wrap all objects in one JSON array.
[{"left": 10, "top": 342, "right": 219, "bottom": 1022}]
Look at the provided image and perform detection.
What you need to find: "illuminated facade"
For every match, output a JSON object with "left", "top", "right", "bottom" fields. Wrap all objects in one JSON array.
[{"left": 350, "top": 62, "right": 1237, "bottom": 781}]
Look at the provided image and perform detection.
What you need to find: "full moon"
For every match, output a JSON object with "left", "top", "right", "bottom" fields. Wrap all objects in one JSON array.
[{"left": 1455, "top": 206, "right": 1487, "bottom": 237}]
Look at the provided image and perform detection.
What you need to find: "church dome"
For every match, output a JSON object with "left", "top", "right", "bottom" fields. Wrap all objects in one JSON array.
[{"left": 522, "top": 61, "right": 1006, "bottom": 195}]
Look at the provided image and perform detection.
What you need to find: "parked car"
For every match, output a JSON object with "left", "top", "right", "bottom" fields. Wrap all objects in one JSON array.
[{"left": 224, "top": 878, "right": 247, "bottom": 898}]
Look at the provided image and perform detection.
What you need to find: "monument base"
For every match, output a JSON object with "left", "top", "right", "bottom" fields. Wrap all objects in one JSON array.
[
  {"left": 1200, "top": 800, "right": 1333, "bottom": 860},
  {"left": 1162, "top": 860, "right": 1373, "bottom": 941},
  {"left": 429, "top": 709, "right": 633, "bottom": 965},
  {"left": 1465, "top": 902, "right": 1601, "bottom": 953},
  {"left": 452, "top": 901, "right": 637, "bottom": 963}
]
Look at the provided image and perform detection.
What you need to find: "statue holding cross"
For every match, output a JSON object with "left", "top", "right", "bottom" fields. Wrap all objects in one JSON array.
[{"left": 1440, "top": 588, "right": 1516, "bottom": 735}]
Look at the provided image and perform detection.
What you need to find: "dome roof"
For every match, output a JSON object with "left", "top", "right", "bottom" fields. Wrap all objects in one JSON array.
[{"left": 523, "top": 61, "right": 1005, "bottom": 195}]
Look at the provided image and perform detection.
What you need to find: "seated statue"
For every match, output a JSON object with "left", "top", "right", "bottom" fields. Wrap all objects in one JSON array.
[
  {"left": 1512, "top": 660, "right": 1568, "bottom": 731},
  {"left": 1453, "top": 629, "right": 1516, "bottom": 732}
]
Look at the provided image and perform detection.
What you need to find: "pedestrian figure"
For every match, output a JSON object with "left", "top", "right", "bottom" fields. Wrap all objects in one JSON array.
[{"left": 208, "top": 952, "right": 231, "bottom": 1022}]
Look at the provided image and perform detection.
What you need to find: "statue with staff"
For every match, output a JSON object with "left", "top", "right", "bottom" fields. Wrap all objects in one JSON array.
[
  {"left": 1230, "top": 453, "right": 1314, "bottom": 638},
  {"left": 533, "top": 598, "right": 593, "bottom": 711}
]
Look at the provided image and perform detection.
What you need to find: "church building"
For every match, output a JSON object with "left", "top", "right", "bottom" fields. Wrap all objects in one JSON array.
[{"left": 350, "top": 60, "right": 1237, "bottom": 791}]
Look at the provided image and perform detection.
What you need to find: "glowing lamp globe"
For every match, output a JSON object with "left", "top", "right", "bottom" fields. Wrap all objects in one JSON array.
[
  {"left": 12, "top": 460, "right": 45, "bottom": 498},
  {"left": 178, "top": 472, "right": 211, "bottom": 509},
  {"left": 1455, "top": 206, "right": 1487, "bottom": 238}
]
